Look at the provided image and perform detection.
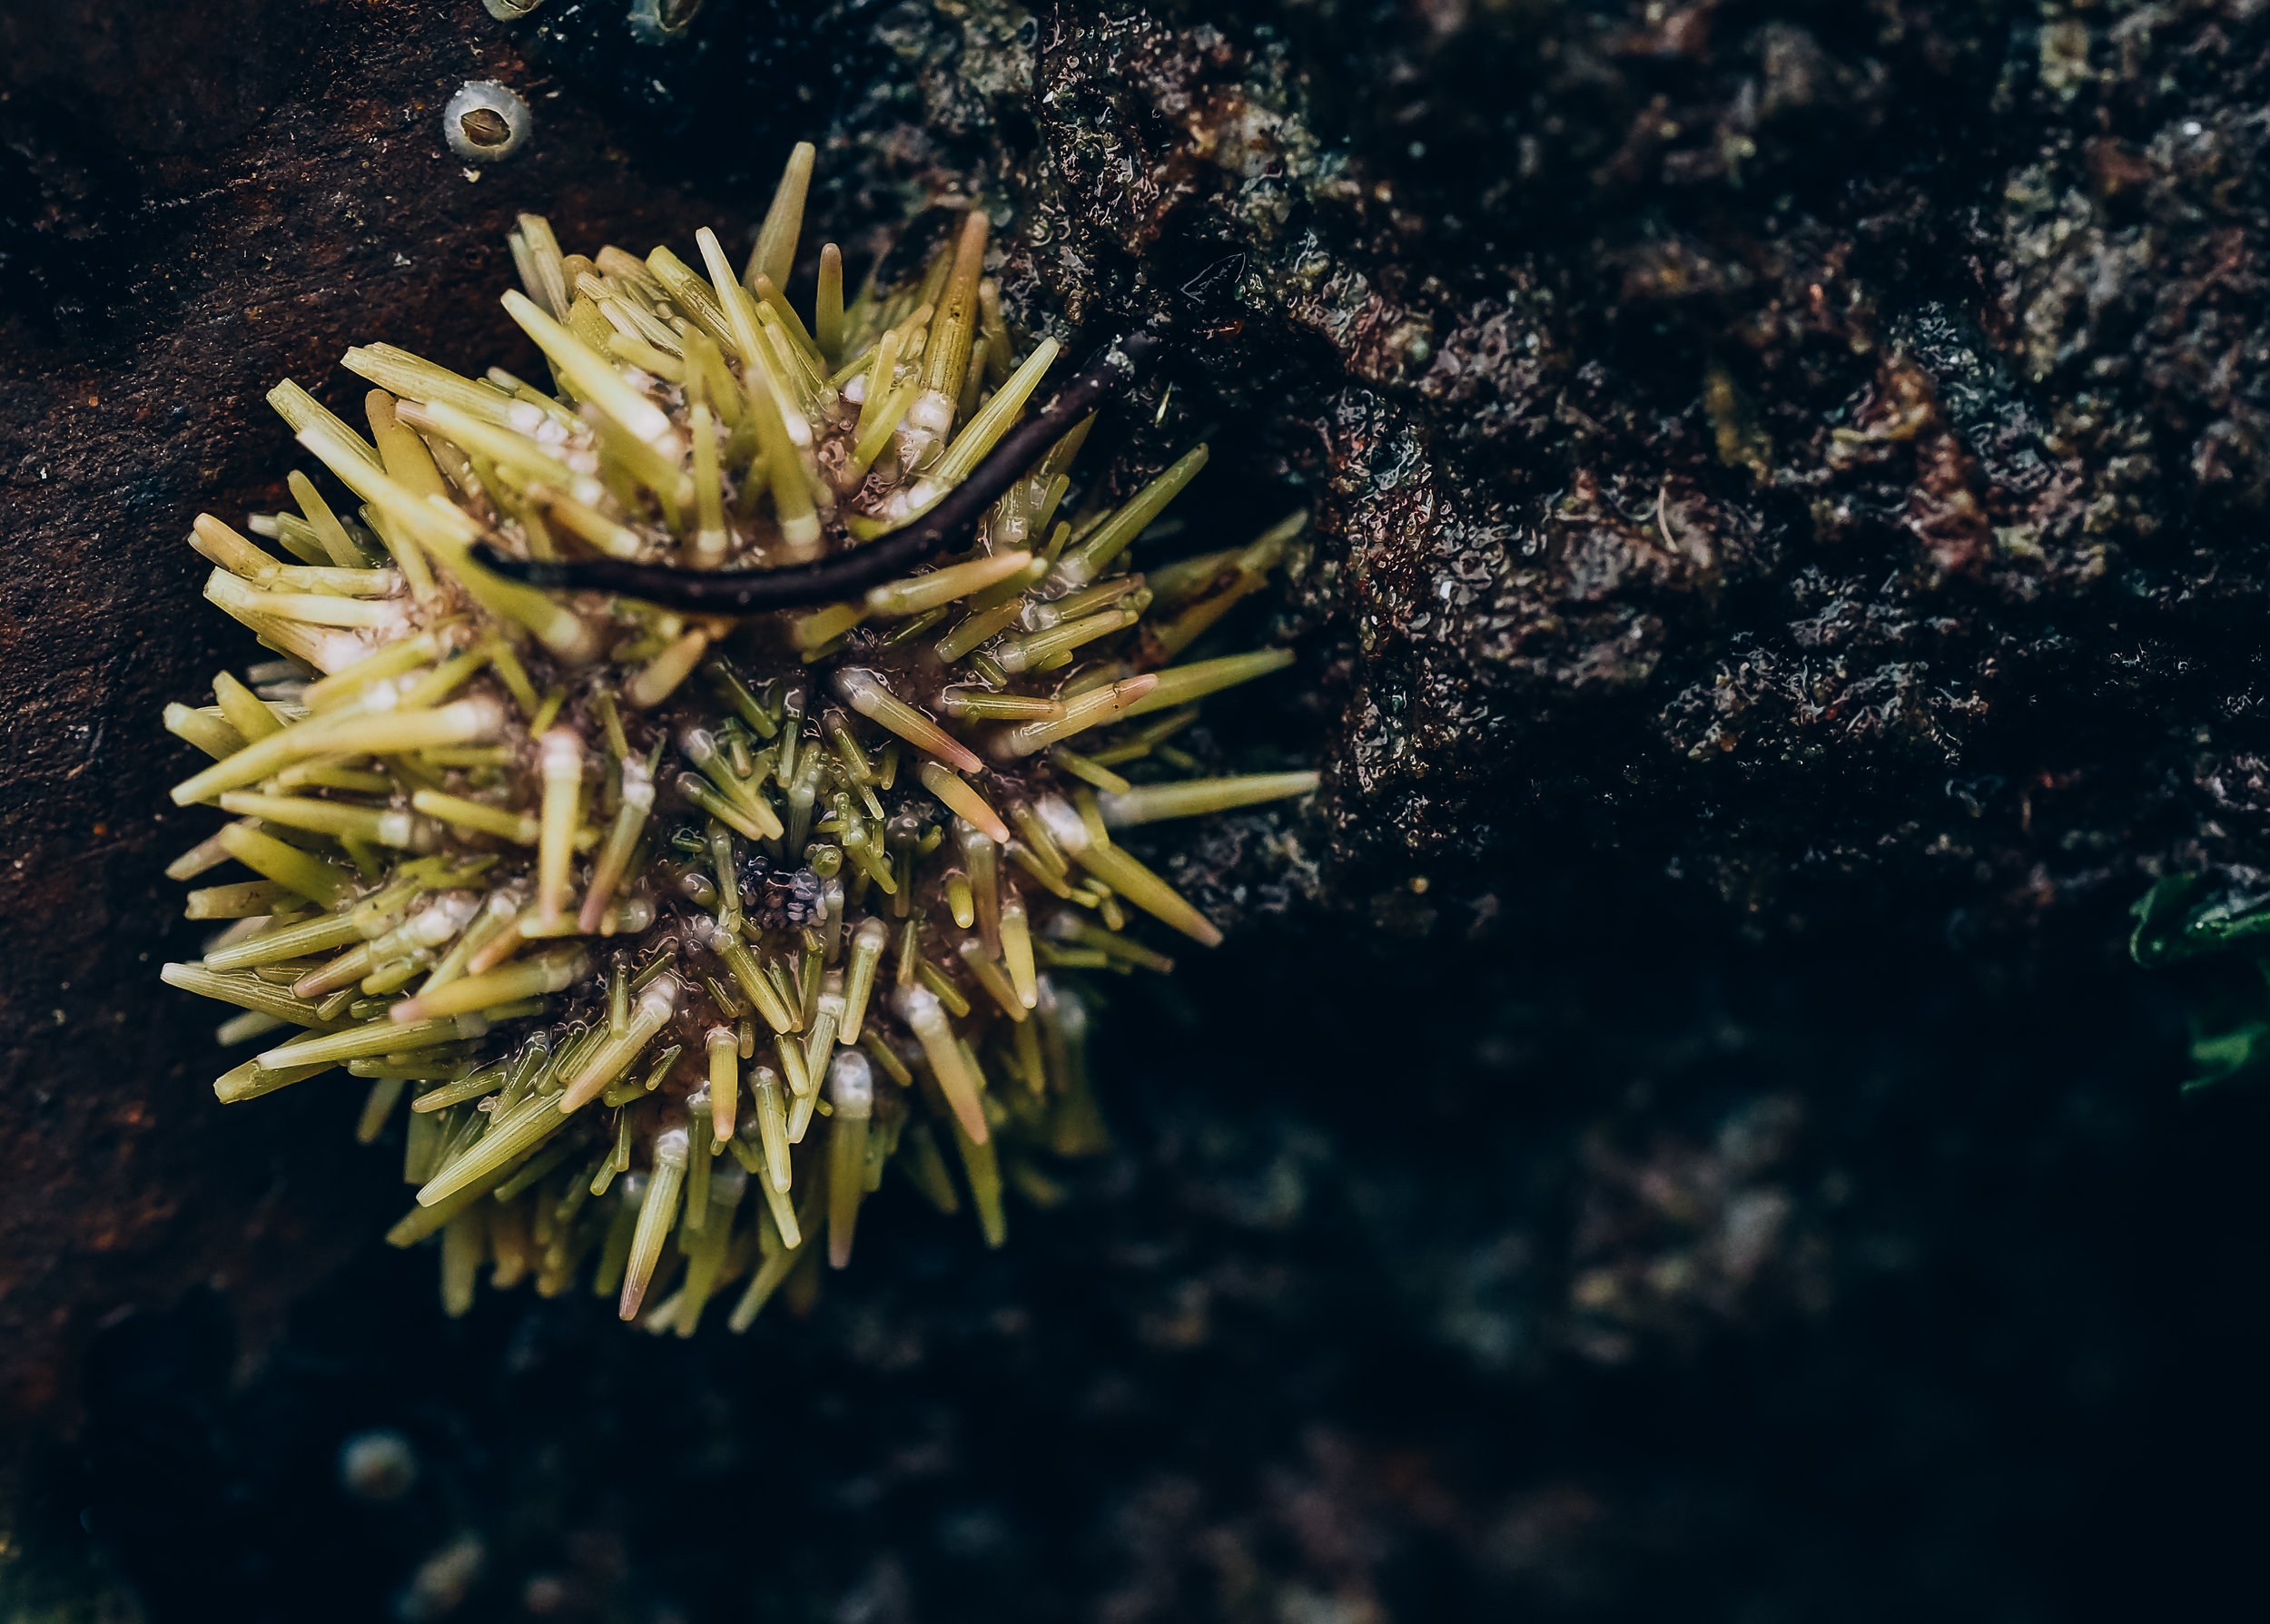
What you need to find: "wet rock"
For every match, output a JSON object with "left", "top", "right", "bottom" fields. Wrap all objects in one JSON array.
[{"left": 6, "top": 2, "right": 2270, "bottom": 1613}]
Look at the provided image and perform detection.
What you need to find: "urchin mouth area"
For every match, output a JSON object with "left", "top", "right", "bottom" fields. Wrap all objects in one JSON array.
[{"left": 158, "top": 140, "right": 1320, "bottom": 1334}]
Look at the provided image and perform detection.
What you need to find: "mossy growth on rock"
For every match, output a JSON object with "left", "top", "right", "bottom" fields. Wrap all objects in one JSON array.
[{"left": 158, "top": 144, "right": 1316, "bottom": 1332}]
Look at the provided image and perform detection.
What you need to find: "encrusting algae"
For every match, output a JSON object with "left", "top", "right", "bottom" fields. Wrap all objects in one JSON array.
[{"left": 158, "top": 144, "right": 1318, "bottom": 1333}]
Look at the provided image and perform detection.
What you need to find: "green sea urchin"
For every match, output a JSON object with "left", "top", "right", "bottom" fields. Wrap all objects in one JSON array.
[{"left": 159, "top": 144, "right": 1315, "bottom": 1331}]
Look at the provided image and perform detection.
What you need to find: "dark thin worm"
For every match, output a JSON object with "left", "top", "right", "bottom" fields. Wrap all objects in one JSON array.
[{"left": 472, "top": 330, "right": 1164, "bottom": 612}]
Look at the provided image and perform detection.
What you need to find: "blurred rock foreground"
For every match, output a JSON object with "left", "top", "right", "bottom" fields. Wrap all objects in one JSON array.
[{"left": 2, "top": 1, "right": 2265, "bottom": 1619}]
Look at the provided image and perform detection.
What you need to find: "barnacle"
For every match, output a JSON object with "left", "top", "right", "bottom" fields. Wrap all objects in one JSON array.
[
  {"left": 442, "top": 82, "right": 533, "bottom": 163},
  {"left": 158, "top": 144, "right": 1317, "bottom": 1332}
]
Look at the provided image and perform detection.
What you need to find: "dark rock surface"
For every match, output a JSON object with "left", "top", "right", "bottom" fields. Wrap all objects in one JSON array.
[
  {"left": 2, "top": 0, "right": 2265, "bottom": 1616},
  {"left": 0, "top": 0, "right": 762, "bottom": 1448},
  {"left": 31, "top": 930, "right": 2258, "bottom": 1622}
]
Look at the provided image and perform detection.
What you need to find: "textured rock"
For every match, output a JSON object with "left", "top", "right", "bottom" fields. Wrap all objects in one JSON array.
[{"left": 510, "top": 0, "right": 2270, "bottom": 942}]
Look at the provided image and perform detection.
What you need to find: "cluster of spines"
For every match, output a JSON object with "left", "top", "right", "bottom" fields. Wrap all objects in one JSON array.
[{"left": 157, "top": 143, "right": 1318, "bottom": 1328}]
